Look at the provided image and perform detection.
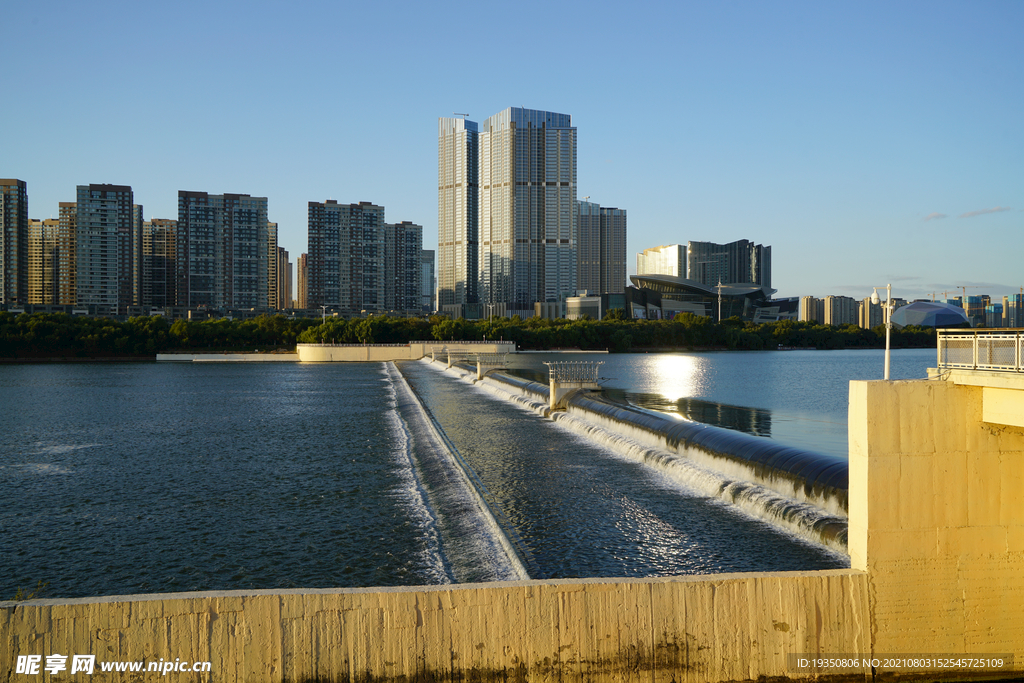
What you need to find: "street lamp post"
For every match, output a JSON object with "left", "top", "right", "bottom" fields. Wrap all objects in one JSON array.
[
  {"left": 871, "top": 283, "right": 892, "bottom": 380},
  {"left": 717, "top": 279, "right": 723, "bottom": 322}
]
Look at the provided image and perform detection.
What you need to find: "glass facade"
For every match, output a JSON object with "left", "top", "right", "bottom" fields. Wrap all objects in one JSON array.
[
  {"left": 437, "top": 118, "right": 478, "bottom": 306},
  {"left": 443, "top": 107, "right": 577, "bottom": 311}
]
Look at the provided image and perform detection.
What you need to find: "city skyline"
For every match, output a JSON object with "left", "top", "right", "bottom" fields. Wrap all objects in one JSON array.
[{"left": 3, "top": 1, "right": 1021, "bottom": 302}]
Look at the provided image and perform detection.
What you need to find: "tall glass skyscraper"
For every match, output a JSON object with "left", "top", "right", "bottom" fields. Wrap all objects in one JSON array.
[
  {"left": 437, "top": 117, "right": 478, "bottom": 307},
  {"left": 686, "top": 239, "right": 771, "bottom": 289},
  {"left": 439, "top": 107, "right": 577, "bottom": 313},
  {"left": 636, "top": 244, "right": 687, "bottom": 279}
]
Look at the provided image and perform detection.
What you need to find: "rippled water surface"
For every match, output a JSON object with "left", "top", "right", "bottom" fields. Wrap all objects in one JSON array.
[
  {"left": 506, "top": 348, "right": 935, "bottom": 457},
  {"left": 0, "top": 350, "right": 900, "bottom": 599},
  {"left": 0, "top": 363, "right": 445, "bottom": 599}
]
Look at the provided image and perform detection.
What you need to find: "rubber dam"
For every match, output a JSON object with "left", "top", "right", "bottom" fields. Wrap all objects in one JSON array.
[{"left": 402, "top": 356, "right": 850, "bottom": 569}]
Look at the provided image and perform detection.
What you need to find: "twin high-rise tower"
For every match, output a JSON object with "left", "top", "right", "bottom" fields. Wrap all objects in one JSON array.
[{"left": 439, "top": 107, "right": 580, "bottom": 313}]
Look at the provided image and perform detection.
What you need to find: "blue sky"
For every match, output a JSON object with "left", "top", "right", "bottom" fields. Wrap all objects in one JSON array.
[{"left": 4, "top": 0, "right": 1021, "bottom": 302}]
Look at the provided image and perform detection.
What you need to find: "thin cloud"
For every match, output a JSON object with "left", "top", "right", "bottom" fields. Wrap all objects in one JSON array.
[
  {"left": 958, "top": 206, "right": 1011, "bottom": 218},
  {"left": 922, "top": 212, "right": 947, "bottom": 222}
]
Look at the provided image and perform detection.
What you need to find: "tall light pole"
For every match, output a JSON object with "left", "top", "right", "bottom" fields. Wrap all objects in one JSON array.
[
  {"left": 871, "top": 284, "right": 892, "bottom": 380},
  {"left": 717, "top": 279, "right": 723, "bottom": 322}
]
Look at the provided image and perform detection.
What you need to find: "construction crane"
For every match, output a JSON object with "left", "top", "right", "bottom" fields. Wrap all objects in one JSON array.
[{"left": 956, "top": 285, "right": 984, "bottom": 297}]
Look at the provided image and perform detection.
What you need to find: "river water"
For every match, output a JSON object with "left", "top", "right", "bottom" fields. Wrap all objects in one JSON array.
[
  {"left": 0, "top": 349, "right": 932, "bottom": 599},
  {"left": 505, "top": 348, "right": 935, "bottom": 458}
]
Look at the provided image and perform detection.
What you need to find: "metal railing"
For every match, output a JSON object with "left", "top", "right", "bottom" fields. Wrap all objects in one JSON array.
[
  {"left": 411, "top": 340, "right": 517, "bottom": 347},
  {"left": 543, "top": 361, "right": 604, "bottom": 383},
  {"left": 296, "top": 342, "right": 410, "bottom": 347},
  {"left": 474, "top": 353, "right": 509, "bottom": 365},
  {"left": 937, "top": 329, "right": 1024, "bottom": 372}
]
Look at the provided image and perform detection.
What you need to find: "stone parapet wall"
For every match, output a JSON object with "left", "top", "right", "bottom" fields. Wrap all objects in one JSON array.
[
  {"left": 296, "top": 342, "right": 513, "bottom": 362},
  {"left": 1, "top": 571, "right": 868, "bottom": 683},
  {"left": 156, "top": 353, "right": 300, "bottom": 362}
]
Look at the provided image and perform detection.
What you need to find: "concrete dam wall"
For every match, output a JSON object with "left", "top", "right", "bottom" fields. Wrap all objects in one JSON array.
[{"left": 2, "top": 571, "right": 869, "bottom": 683}]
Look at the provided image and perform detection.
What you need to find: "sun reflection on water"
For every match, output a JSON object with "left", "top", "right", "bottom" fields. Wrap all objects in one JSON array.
[{"left": 640, "top": 354, "right": 711, "bottom": 403}]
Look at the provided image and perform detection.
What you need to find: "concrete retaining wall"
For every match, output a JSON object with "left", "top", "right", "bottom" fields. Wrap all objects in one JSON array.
[
  {"left": 1, "top": 571, "right": 868, "bottom": 683},
  {"left": 156, "top": 353, "right": 299, "bottom": 362},
  {"left": 848, "top": 379, "right": 1024, "bottom": 658},
  {"left": 296, "top": 342, "right": 513, "bottom": 362}
]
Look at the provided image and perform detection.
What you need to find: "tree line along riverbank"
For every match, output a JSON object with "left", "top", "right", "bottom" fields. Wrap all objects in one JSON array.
[{"left": 0, "top": 311, "right": 939, "bottom": 359}]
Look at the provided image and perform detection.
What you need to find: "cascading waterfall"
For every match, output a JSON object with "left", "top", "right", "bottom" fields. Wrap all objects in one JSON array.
[
  {"left": 385, "top": 363, "right": 531, "bottom": 581},
  {"left": 419, "top": 357, "right": 849, "bottom": 553}
]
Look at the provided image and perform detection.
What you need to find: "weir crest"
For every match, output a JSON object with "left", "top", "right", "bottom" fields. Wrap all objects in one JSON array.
[{"left": 421, "top": 357, "right": 850, "bottom": 554}]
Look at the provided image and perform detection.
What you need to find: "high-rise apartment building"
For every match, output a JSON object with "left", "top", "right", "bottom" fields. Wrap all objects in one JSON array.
[
  {"left": 963, "top": 296, "right": 987, "bottom": 327},
  {"left": 142, "top": 218, "right": 177, "bottom": 308},
  {"left": 57, "top": 202, "right": 77, "bottom": 305},
  {"left": 277, "top": 246, "right": 291, "bottom": 311},
  {"left": 578, "top": 201, "right": 626, "bottom": 294},
  {"left": 824, "top": 295, "right": 857, "bottom": 326},
  {"left": 860, "top": 296, "right": 883, "bottom": 329},
  {"left": 420, "top": 249, "right": 435, "bottom": 313},
  {"left": 686, "top": 239, "right": 771, "bottom": 288},
  {"left": 176, "top": 192, "right": 274, "bottom": 309},
  {"left": 1, "top": 179, "right": 29, "bottom": 304},
  {"left": 478, "top": 108, "right": 577, "bottom": 310},
  {"left": 637, "top": 244, "right": 686, "bottom": 279},
  {"left": 384, "top": 221, "right": 422, "bottom": 312},
  {"left": 297, "top": 253, "right": 307, "bottom": 309},
  {"left": 438, "top": 118, "right": 478, "bottom": 307},
  {"left": 799, "top": 295, "right": 824, "bottom": 324},
  {"left": 27, "top": 218, "right": 59, "bottom": 304},
  {"left": 1005, "top": 294, "right": 1024, "bottom": 328},
  {"left": 439, "top": 107, "right": 578, "bottom": 313},
  {"left": 307, "top": 200, "right": 385, "bottom": 312},
  {"left": 986, "top": 304, "right": 1004, "bottom": 328},
  {"left": 266, "top": 221, "right": 279, "bottom": 309},
  {"left": 75, "top": 184, "right": 138, "bottom": 314}
]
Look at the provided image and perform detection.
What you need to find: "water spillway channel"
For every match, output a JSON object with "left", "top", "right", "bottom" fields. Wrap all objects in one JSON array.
[{"left": 397, "top": 359, "right": 848, "bottom": 579}]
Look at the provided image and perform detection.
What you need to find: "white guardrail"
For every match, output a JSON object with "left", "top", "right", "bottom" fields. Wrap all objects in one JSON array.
[
  {"left": 937, "top": 329, "right": 1024, "bottom": 372},
  {"left": 543, "top": 361, "right": 604, "bottom": 383}
]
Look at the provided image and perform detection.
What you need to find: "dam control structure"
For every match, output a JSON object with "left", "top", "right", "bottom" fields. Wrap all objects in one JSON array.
[{"left": 5, "top": 329, "right": 1024, "bottom": 682}]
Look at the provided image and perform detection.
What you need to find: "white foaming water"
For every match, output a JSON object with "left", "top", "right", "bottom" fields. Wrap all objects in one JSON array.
[
  {"left": 380, "top": 363, "right": 453, "bottom": 585},
  {"left": 420, "top": 358, "right": 848, "bottom": 554},
  {"left": 425, "top": 359, "right": 550, "bottom": 417},
  {"left": 6, "top": 463, "right": 73, "bottom": 475},
  {"left": 547, "top": 410, "right": 848, "bottom": 554},
  {"left": 31, "top": 444, "right": 102, "bottom": 455},
  {"left": 561, "top": 402, "right": 848, "bottom": 518},
  {"left": 389, "top": 363, "right": 529, "bottom": 582}
]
